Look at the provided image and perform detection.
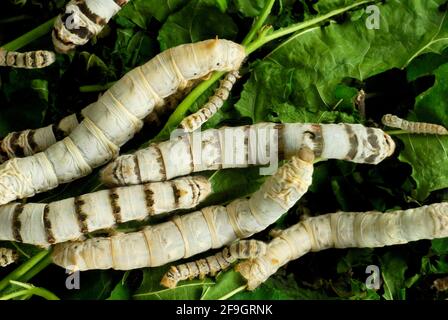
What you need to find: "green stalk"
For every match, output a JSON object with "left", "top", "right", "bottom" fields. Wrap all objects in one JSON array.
[
  {"left": 2, "top": 17, "right": 56, "bottom": 51},
  {"left": 153, "top": 71, "right": 225, "bottom": 141},
  {"left": 245, "top": 0, "right": 373, "bottom": 54},
  {"left": 386, "top": 130, "right": 409, "bottom": 135},
  {"left": 0, "top": 250, "right": 49, "bottom": 292},
  {"left": 79, "top": 81, "right": 116, "bottom": 93},
  {"left": 18, "top": 253, "right": 53, "bottom": 283},
  {"left": 156, "top": 0, "right": 373, "bottom": 140},
  {"left": 241, "top": 0, "right": 276, "bottom": 47}
]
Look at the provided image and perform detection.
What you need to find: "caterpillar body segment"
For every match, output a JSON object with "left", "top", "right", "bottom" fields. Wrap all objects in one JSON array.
[
  {"left": 0, "top": 176, "right": 211, "bottom": 247},
  {"left": 236, "top": 202, "right": 448, "bottom": 290},
  {"left": 0, "top": 39, "right": 246, "bottom": 205},
  {"left": 433, "top": 277, "right": 448, "bottom": 292},
  {"left": 52, "top": 148, "right": 315, "bottom": 271},
  {"left": 0, "top": 248, "right": 18, "bottom": 267},
  {"left": 160, "top": 239, "right": 267, "bottom": 288},
  {"left": 102, "top": 122, "right": 395, "bottom": 187},
  {"left": 382, "top": 114, "right": 448, "bottom": 135},
  {"left": 179, "top": 70, "right": 240, "bottom": 132},
  {"left": 53, "top": 0, "right": 130, "bottom": 53},
  {"left": 0, "top": 49, "right": 55, "bottom": 69},
  {"left": 0, "top": 112, "right": 82, "bottom": 163}
]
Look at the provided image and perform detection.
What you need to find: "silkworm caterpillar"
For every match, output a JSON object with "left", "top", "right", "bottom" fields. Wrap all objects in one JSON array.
[
  {"left": 179, "top": 70, "right": 240, "bottom": 132},
  {"left": 433, "top": 276, "right": 448, "bottom": 292},
  {"left": 52, "top": 0, "right": 130, "bottom": 53},
  {"left": 382, "top": 114, "right": 448, "bottom": 135},
  {"left": 0, "top": 49, "right": 55, "bottom": 69},
  {"left": 52, "top": 148, "right": 314, "bottom": 271},
  {"left": 235, "top": 202, "right": 448, "bottom": 290},
  {"left": 160, "top": 239, "right": 267, "bottom": 288},
  {"left": 102, "top": 122, "right": 395, "bottom": 187},
  {"left": 0, "top": 176, "right": 210, "bottom": 247},
  {"left": 0, "top": 82, "right": 198, "bottom": 164},
  {"left": 0, "top": 248, "right": 18, "bottom": 267},
  {"left": 0, "top": 39, "right": 246, "bottom": 206}
]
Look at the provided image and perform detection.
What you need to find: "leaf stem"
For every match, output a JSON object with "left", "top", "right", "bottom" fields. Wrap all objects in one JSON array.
[
  {"left": 155, "top": 0, "right": 373, "bottom": 140},
  {"left": 1, "top": 17, "right": 56, "bottom": 51},
  {"left": 386, "top": 130, "right": 410, "bottom": 136},
  {"left": 153, "top": 71, "right": 225, "bottom": 141},
  {"left": 79, "top": 81, "right": 116, "bottom": 93},
  {"left": 245, "top": 0, "right": 373, "bottom": 54},
  {"left": 218, "top": 285, "right": 247, "bottom": 300},
  {"left": 0, "top": 250, "right": 50, "bottom": 292},
  {"left": 241, "top": 0, "right": 276, "bottom": 47}
]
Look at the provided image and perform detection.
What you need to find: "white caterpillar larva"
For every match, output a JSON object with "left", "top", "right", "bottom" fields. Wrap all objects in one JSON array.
[
  {"left": 179, "top": 70, "right": 240, "bottom": 132},
  {"left": 52, "top": 148, "right": 314, "bottom": 271},
  {"left": 0, "top": 39, "right": 246, "bottom": 206},
  {"left": 382, "top": 114, "right": 448, "bottom": 135},
  {"left": 0, "top": 49, "right": 55, "bottom": 69},
  {"left": 102, "top": 122, "right": 395, "bottom": 187},
  {"left": 0, "top": 82, "right": 197, "bottom": 164},
  {"left": 0, "top": 248, "right": 18, "bottom": 267},
  {"left": 0, "top": 176, "right": 211, "bottom": 247},
  {"left": 0, "top": 112, "right": 81, "bottom": 163},
  {"left": 160, "top": 239, "right": 267, "bottom": 288},
  {"left": 236, "top": 202, "right": 448, "bottom": 290},
  {"left": 52, "top": 0, "right": 130, "bottom": 53}
]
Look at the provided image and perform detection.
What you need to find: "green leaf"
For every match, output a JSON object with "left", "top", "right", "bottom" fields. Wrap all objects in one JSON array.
[
  {"left": 398, "top": 135, "right": 448, "bottom": 201},
  {"left": 201, "top": 269, "right": 247, "bottom": 300},
  {"left": 137, "top": 0, "right": 186, "bottom": 22},
  {"left": 158, "top": 0, "right": 238, "bottom": 50},
  {"left": 431, "top": 238, "right": 448, "bottom": 255},
  {"left": 133, "top": 267, "right": 214, "bottom": 300},
  {"left": 231, "top": 274, "right": 329, "bottom": 299},
  {"left": 107, "top": 272, "right": 131, "bottom": 300},
  {"left": 406, "top": 50, "right": 448, "bottom": 82},
  {"left": 413, "top": 63, "right": 448, "bottom": 126},
  {"left": 66, "top": 271, "right": 115, "bottom": 300},
  {"left": 234, "top": 0, "right": 268, "bottom": 17},
  {"left": 30, "top": 79, "right": 48, "bottom": 102},
  {"left": 235, "top": 0, "right": 448, "bottom": 122},
  {"left": 379, "top": 252, "right": 407, "bottom": 300}
]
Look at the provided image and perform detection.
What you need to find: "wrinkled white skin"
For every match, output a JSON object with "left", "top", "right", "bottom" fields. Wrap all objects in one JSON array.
[
  {"left": 0, "top": 39, "right": 246, "bottom": 206},
  {"left": 382, "top": 114, "right": 448, "bottom": 135},
  {"left": 52, "top": 149, "right": 314, "bottom": 271},
  {"left": 236, "top": 202, "right": 448, "bottom": 290},
  {"left": 52, "top": 0, "right": 127, "bottom": 53},
  {"left": 0, "top": 247, "right": 18, "bottom": 267},
  {"left": 102, "top": 122, "right": 396, "bottom": 187},
  {"left": 0, "top": 176, "right": 211, "bottom": 247}
]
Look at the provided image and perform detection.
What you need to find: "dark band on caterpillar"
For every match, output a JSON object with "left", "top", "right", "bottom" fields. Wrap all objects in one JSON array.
[
  {"left": 109, "top": 189, "right": 122, "bottom": 224},
  {"left": 171, "top": 182, "right": 181, "bottom": 208},
  {"left": 12, "top": 204, "right": 25, "bottom": 242},
  {"left": 364, "top": 127, "right": 380, "bottom": 164},
  {"left": 344, "top": 124, "right": 358, "bottom": 160},
  {"left": 77, "top": 0, "right": 107, "bottom": 26},
  {"left": 152, "top": 144, "right": 167, "bottom": 180},
  {"left": 143, "top": 184, "right": 155, "bottom": 215},
  {"left": 274, "top": 123, "right": 285, "bottom": 160},
  {"left": 43, "top": 204, "right": 56, "bottom": 244},
  {"left": 74, "top": 197, "right": 89, "bottom": 233}
]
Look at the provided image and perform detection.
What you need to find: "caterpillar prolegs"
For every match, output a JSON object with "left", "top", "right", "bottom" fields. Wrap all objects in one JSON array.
[
  {"left": 53, "top": 0, "right": 131, "bottom": 53},
  {"left": 102, "top": 122, "right": 396, "bottom": 187},
  {"left": 179, "top": 70, "right": 240, "bottom": 132},
  {"left": 0, "top": 49, "right": 55, "bottom": 69},
  {"left": 161, "top": 239, "right": 266, "bottom": 288},
  {"left": 52, "top": 148, "right": 314, "bottom": 271},
  {"left": 0, "top": 39, "right": 246, "bottom": 206},
  {"left": 0, "top": 248, "right": 18, "bottom": 267},
  {"left": 382, "top": 114, "right": 448, "bottom": 135},
  {"left": 0, "top": 176, "right": 210, "bottom": 247},
  {"left": 235, "top": 202, "right": 448, "bottom": 290}
]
